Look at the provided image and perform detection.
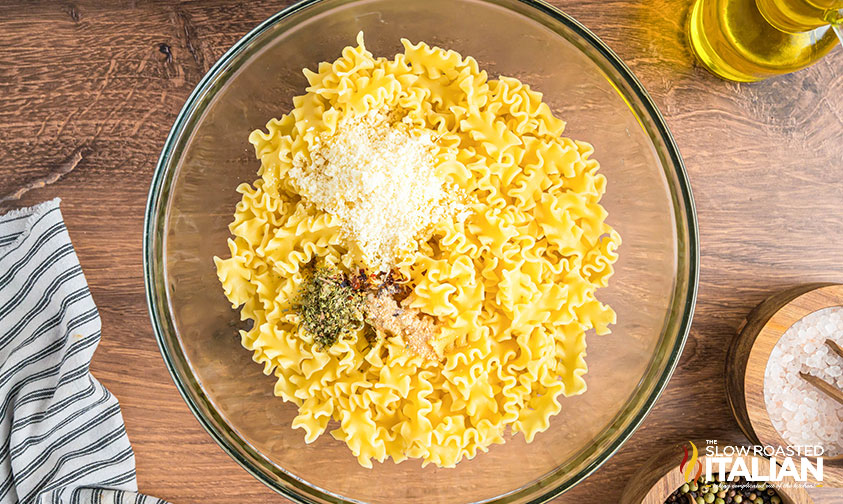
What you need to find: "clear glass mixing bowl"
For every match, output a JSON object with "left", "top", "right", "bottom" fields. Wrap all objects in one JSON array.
[{"left": 143, "top": 0, "right": 699, "bottom": 502}]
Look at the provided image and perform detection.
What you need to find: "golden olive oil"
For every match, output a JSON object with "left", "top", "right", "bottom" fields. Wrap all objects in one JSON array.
[
  {"left": 757, "top": 0, "right": 843, "bottom": 32},
  {"left": 688, "top": 0, "right": 841, "bottom": 82}
]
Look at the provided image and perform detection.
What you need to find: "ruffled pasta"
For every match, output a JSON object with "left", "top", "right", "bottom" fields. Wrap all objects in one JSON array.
[{"left": 214, "top": 33, "right": 621, "bottom": 468}]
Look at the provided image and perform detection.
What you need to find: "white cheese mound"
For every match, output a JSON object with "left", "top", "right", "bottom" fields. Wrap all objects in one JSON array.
[{"left": 289, "top": 109, "right": 466, "bottom": 271}]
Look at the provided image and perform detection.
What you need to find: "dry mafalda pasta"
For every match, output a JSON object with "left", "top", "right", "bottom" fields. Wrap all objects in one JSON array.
[{"left": 215, "top": 33, "right": 621, "bottom": 468}]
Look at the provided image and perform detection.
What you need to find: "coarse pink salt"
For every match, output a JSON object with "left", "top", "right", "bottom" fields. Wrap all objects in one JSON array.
[{"left": 764, "top": 306, "right": 843, "bottom": 456}]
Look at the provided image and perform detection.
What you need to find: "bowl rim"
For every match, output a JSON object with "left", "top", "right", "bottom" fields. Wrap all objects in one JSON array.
[{"left": 143, "top": 0, "right": 700, "bottom": 502}]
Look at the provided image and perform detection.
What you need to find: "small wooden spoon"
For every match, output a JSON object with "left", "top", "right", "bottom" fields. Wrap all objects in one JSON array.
[
  {"left": 826, "top": 338, "right": 843, "bottom": 359},
  {"left": 799, "top": 371, "right": 843, "bottom": 406}
]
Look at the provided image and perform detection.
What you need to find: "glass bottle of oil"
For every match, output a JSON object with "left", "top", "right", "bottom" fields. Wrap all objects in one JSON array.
[
  {"left": 688, "top": 0, "right": 842, "bottom": 82},
  {"left": 756, "top": 0, "right": 843, "bottom": 31}
]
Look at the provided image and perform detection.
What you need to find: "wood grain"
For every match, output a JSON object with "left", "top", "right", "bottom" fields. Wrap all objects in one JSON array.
[{"left": 0, "top": 0, "right": 842, "bottom": 503}]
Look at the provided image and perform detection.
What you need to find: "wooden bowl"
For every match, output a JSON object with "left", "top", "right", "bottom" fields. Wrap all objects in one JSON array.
[
  {"left": 620, "top": 440, "right": 813, "bottom": 504},
  {"left": 726, "top": 283, "right": 843, "bottom": 465}
]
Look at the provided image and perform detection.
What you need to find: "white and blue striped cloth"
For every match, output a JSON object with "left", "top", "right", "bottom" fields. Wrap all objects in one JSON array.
[{"left": 0, "top": 199, "right": 168, "bottom": 504}]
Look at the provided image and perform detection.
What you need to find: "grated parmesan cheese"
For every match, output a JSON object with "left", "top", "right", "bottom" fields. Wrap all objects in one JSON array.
[{"left": 289, "top": 109, "right": 467, "bottom": 271}]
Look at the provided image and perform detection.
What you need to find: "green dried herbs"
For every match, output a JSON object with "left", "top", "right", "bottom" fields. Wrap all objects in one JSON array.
[
  {"left": 297, "top": 264, "right": 372, "bottom": 348},
  {"left": 296, "top": 264, "right": 366, "bottom": 348},
  {"left": 295, "top": 264, "right": 408, "bottom": 349}
]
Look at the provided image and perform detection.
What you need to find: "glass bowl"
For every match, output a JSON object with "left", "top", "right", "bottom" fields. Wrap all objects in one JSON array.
[{"left": 143, "top": 0, "right": 699, "bottom": 502}]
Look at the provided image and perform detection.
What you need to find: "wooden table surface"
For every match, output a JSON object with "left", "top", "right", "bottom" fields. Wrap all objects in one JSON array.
[{"left": 1, "top": 1, "right": 841, "bottom": 503}]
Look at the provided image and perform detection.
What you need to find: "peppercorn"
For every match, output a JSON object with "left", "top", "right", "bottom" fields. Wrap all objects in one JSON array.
[{"left": 664, "top": 477, "right": 783, "bottom": 504}]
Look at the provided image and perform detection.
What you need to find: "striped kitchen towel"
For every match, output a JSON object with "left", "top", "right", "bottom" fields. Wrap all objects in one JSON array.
[{"left": 0, "top": 199, "right": 169, "bottom": 504}]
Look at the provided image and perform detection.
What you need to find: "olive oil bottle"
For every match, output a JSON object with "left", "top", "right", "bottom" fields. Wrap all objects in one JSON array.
[
  {"left": 688, "top": 0, "right": 842, "bottom": 82},
  {"left": 756, "top": 0, "right": 843, "bottom": 31}
]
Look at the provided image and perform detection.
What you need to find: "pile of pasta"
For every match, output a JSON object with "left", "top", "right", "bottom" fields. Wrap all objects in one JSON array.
[{"left": 215, "top": 34, "right": 621, "bottom": 468}]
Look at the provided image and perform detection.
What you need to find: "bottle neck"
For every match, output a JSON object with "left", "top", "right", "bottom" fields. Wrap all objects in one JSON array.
[{"left": 756, "top": 0, "right": 843, "bottom": 32}]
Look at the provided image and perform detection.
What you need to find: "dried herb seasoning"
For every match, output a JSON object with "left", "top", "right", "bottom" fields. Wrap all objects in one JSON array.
[
  {"left": 296, "top": 264, "right": 365, "bottom": 349},
  {"left": 294, "top": 264, "right": 413, "bottom": 350}
]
